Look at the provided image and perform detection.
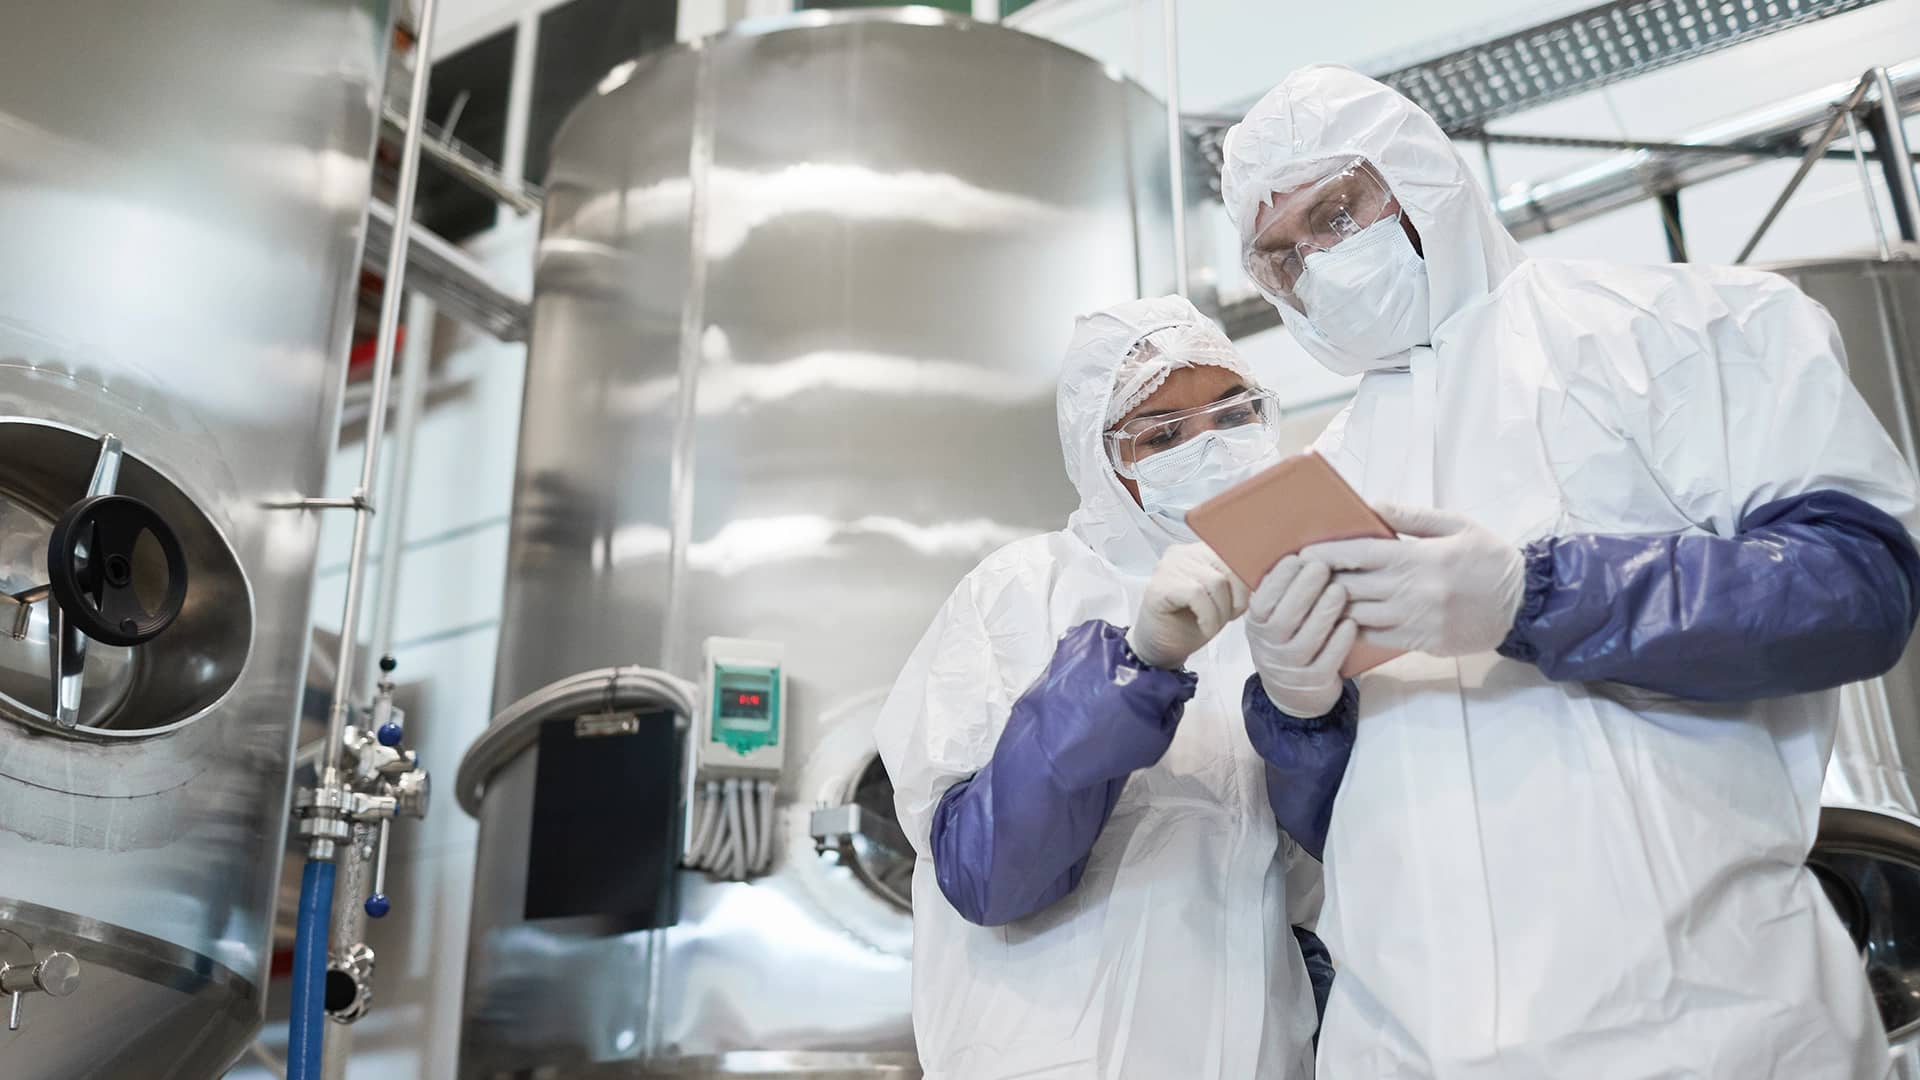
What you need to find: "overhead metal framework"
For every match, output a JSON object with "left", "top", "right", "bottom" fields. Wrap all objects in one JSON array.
[{"left": 1194, "top": 0, "right": 1892, "bottom": 192}]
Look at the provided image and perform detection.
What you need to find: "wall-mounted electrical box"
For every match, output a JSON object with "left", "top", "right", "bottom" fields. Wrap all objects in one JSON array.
[{"left": 699, "top": 637, "right": 785, "bottom": 777}]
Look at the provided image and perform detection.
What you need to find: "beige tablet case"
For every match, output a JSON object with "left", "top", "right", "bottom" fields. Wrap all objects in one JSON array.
[{"left": 1186, "top": 451, "right": 1403, "bottom": 677}]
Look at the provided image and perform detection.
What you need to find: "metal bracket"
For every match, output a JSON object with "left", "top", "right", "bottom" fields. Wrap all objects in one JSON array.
[
  {"left": 1736, "top": 68, "right": 1920, "bottom": 262},
  {"left": 262, "top": 495, "right": 374, "bottom": 512}
]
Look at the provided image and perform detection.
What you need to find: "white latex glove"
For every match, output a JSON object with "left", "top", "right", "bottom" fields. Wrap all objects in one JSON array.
[
  {"left": 1127, "top": 543, "right": 1251, "bottom": 670},
  {"left": 1247, "top": 555, "right": 1359, "bottom": 717},
  {"left": 1304, "top": 503, "right": 1526, "bottom": 658}
]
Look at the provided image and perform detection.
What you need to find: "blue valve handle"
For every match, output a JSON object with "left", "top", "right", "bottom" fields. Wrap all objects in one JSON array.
[
  {"left": 376, "top": 722, "right": 403, "bottom": 748},
  {"left": 364, "top": 893, "right": 391, "bottom": 919}
]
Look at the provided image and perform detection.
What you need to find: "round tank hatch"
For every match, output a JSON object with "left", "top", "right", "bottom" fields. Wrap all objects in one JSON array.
[
  {"left": 0, "top": 421, "right": 250, "bottom": 738},
  {"left": 843, "top": 755, "right": 913, "bottom": 912},
  {"left": 1811, "top": 807, "right": 1920, "bottom": 1042}
]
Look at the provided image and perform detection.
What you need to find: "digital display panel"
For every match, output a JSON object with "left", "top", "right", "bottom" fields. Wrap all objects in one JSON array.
[{"left": 718, "top": 676, "right": 772, "bottom": 723}]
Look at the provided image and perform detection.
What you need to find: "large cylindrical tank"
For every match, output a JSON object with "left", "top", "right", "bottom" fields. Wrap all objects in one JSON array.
[
  {"left": 0, "top": 2, "right": 381, "bottom": 1077},
  {"left": 461, "top": 9, "right": 1194, "bottom": 1077},
  {"left": 1780, "top": 253, "right": 1920, "bottom": 1068}
]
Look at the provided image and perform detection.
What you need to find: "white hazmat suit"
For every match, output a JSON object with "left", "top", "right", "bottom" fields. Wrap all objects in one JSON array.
[
  {"left": 1221, "top": 66, "right": 1920, "bottom": 1078},
  {"left": 875, "top": 296, "right": 1321, "bottom": 1080}
]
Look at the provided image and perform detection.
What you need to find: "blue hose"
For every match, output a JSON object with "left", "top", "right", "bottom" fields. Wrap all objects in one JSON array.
[{"left": 287, "top": 858, "right": 334, "bottom": 1080}]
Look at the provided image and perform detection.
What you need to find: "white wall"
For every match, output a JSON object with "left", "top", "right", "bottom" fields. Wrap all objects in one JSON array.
[{"left": 229, "top": 1, "right": 1920, "bottom": 1076}]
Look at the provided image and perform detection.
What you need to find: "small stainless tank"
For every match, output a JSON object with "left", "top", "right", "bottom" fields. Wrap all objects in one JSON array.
[
  {"left": 0, "top": 1, "right": 381, "bottom": 1076},
  {"left": 461, "top": 8, "right": 1195, "bottom": 1077},
  {"left": 1774, "top": 253, "right": 1920, "bottom": 1066}
]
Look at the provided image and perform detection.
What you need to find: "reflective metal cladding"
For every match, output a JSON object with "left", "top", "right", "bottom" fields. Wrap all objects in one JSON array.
[
  {"left": 0, "top": 0, "right": 380, "bottom": 1075},
  {"left": 464, "top": 9, "right": 1195, "bottom": 1077},
  {"left": 1783, "top": 255, "right": 1920, "bottom": 1062}
]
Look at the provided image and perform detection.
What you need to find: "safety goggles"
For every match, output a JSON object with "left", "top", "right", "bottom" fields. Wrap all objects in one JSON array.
[
  {"left": 1104, "top": 387, "right": 1280, "bottom": 481},
  {"left": 1243, "top": 159, "right": 1401, "bottom": 308}
]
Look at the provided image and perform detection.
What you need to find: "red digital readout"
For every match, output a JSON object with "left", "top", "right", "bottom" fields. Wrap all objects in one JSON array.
[{"left": 736, "top": 693, "right": 762, "bottom": 706}]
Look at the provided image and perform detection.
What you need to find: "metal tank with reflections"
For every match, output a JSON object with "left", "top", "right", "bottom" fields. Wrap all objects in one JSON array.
[
  {"left": 1776, "top": 252, "right": 1920, "bottom": 1072},
  {"left": 459, "top": 8, "right": 1196, "bottom": 1077},
  {"left": 0, "top": 1, "right": 381, "bottom": 1076}
]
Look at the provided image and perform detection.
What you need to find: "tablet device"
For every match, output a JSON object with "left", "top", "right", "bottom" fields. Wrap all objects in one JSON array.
[{"left": 1185, "top": 450, "right": 1403, "bottom": 677}]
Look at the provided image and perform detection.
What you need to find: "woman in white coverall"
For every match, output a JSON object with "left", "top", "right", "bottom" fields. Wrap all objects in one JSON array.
[
  {"left": 1219, "top": 66, "right": 1920, "bottom": 1077},
  {"left": 875, "top": 296, "right": 1358, "bottom": 1080}
]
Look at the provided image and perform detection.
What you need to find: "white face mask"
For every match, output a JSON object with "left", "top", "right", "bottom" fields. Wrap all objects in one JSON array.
[
  {"left": 1293, "top": 217, "right": 1430, "bottom": 364},
  {"left": 1133, "top": 424, "right": 1281, "bottom": 540}
]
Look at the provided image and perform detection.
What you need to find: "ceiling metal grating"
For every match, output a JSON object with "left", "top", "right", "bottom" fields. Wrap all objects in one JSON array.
[
  {"left": 1194, "top": 0, "right": 1888, "bottom": 189},
  {"left": 1387, "top": 0, "right": 1881, "bottom": 131}
]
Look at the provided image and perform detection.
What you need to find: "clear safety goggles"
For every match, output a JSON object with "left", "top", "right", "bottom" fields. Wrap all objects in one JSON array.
[
  {"left": 1104, "top": 387, "right": 1280, "bottom": 481},
  {"left": 1243, "top": 158, "right": 1401, "bottom": 308}
]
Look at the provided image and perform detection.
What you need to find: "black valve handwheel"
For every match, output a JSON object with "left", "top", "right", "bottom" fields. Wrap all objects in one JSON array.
[{"left": 46, "top": 494, "right": 189, "bottom": 647}]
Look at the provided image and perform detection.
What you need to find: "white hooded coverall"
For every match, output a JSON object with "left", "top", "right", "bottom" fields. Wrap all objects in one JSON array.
[
  {"left": 1221, "top": 66, "right": 1920, "bottom": 1079},
  {"left": 875, "top": 296, "right": 1322, "bottom": 1080}
]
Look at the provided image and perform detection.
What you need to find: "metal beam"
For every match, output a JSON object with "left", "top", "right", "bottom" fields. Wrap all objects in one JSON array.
[{"left": 1194, "top": 0, "right": 1894, "bottom": 193}]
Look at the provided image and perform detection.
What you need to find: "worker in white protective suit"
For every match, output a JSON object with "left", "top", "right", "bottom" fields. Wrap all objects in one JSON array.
[
  {"left": 875, "top": 295, "right": 1359, "bottom": 1080},
  {"left": 1219, "top": 65, "right": 1920, "bottom": 1078}
]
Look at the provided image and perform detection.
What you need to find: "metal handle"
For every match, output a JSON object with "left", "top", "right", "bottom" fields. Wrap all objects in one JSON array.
[
  {"left": 45, "top": 435, "right": 126, "bottom": 727},
  {"left": 2, "top": 950, "right": 80, "bottom": 1031},
  {"left": 46, "top": 494, "right": 190, "bottom": 648},
  {"left": 364, "top": 819, "right": 392, "bottom": 919}
]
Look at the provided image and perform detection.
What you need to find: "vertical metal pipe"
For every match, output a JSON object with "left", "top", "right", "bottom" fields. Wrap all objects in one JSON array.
[
  {"left": 1658, "top": 191, "right": 1687, "bottom": 263},
  {"left": 319, "top": 824, "right": 376, "bottom": 1080},
  {"left": 365, "top": 294, "right": 435, "bottom": 698},
  {"left": 320, "top": 0, "right": 440, "bottom": 795},
  {"left": 1844, "top": 110, "right": 1893, "bottom": 260},
  {"left": 1160, "top": 0, "right": 1188, "bottom": 297},
  {"left": 1870, "top": 67, "right": 1920, "bottom": 242}
]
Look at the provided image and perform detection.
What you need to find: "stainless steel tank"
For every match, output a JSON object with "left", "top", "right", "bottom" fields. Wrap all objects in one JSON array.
[
  {"left": 461, "top": 8, "right": 1193, "bottom": 1077},
  {"left": 0, "top": 1, "right": 382, "bottom": 1076},
  {"left": 1774, "top": 253, "right": 1920, "bottom": 1068}
]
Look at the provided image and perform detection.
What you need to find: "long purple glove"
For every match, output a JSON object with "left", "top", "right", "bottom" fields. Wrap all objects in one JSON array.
[
  {"left": 930, "top": 619, "right": 1197, "bottom": 927},
  {"left": 1293, "top": 924, "right": 1334, "bottom": 1038},
  {"left": 1499, "top": 490, "right": 1920, "bottom": 701},
  {"left": 1242, "top": 676, "right": 1356, "bottom": 861}
]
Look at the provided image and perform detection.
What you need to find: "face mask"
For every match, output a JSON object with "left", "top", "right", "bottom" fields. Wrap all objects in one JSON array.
[
  {"left": 1293, "top": 218, "right": 1430, "bottom": 365},
  {"left": 1134, "top": 424, "right": 1281, "bottom": 540}
]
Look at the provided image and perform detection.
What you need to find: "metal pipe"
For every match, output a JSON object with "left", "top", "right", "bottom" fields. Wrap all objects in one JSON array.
[
  {"left": 364, "top": 294, "right": 435, "bottom": 699},
  {"left": 1497, "top": 58, "right": 1920, "bottom": 243},
  {"left": 319, "top": 825, "right": 375, "bottom": 1079},
  {"left": 1471, "top": 128, "right": 1919, "bottom": 162},
  {"left": 1658, "top": 191, "right": 1687, "bottom": 263},
  {"left": 1160, "top": 0, "right": 1188, "bottom": 297},
  {"left": 1735, "top": 73, "right": 1876, "bottom": 264},
  {"left": 1871, "top": 66, "right": 1920, "bottom": 241},
  {"left": 319, "top": 0, "right": 439, "bottom": 804},
  {"left": 1845, "top": 110, "right": 1894, "bottom": 260}
]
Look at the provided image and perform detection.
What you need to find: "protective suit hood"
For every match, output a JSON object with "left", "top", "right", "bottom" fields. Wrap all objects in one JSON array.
[
  {"left": 1220, "top": 65, "right": 1528, "bottom": 375},
  {"left": 1056, "top": 294, "right": 1249, "bottom": 574}
]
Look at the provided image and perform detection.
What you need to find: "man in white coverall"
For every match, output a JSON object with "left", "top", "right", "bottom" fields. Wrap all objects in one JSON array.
[
  {"left": 1219, "top": 65, "right": 1920, "bottom": 1077},
  {"left": 876, "top": 296, "right": 1359, "bottom": 1079}
]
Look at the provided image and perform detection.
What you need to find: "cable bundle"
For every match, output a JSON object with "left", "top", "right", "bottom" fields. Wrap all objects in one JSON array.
[{"left": 684, "top": 778, "right": 778, "bottom": 880}]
